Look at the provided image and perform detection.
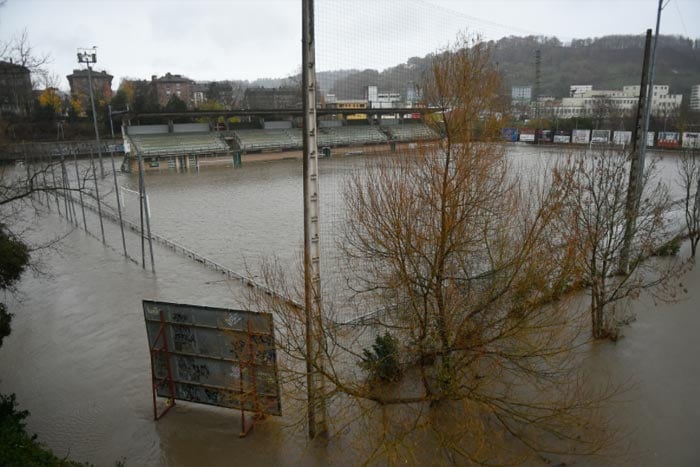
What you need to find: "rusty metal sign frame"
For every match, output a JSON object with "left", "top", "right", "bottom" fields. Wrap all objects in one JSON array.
[{"left": 143, "top": 300, "right": 282, "bottom": 434}]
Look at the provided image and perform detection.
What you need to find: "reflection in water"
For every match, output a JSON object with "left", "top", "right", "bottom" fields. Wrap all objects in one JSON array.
[{"left": 0, "top": 146, "right": 698, "bottom": 465}]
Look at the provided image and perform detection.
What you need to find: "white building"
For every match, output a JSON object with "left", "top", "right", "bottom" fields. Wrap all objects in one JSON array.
[
  {"left": 511, "top": 85, "right": 532, "bottom": 102},
  {"left": 691, "top": 84, "right": 700, "bottom": 112},
  {"left": 366, "top": 85, "right": 378, "bottom": 103},
  {"left": 366, "top": 85, "right": 401, "bottom": 109},
  {"left": 623, "top": 85, "right": 682, "bottom": 114},
  {"left": 570, "top": 85, "right": 593, "bottom": 97},
  {"left": 549, "top": 84, "right": 682, "bottom": 118}
]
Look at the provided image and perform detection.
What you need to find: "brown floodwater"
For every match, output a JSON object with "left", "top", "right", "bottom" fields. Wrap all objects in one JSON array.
[{"left": 0, "top": 146, "right": 698, "bottom": 466}]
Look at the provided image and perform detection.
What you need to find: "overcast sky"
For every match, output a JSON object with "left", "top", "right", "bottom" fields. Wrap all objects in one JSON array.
[{"left": 1, "top": 0, "right": 698, "bottom": 91}]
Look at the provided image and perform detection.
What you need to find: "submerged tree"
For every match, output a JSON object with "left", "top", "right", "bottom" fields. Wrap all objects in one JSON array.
[
  {"left": 553, "top": 148, "right": 682, "bottom": 340},
  {"left": 677, "top": 150, "right": 700, "bottom": 257},
  {"left": 252, "top": 39, "right": 616, "bottom": 465}
]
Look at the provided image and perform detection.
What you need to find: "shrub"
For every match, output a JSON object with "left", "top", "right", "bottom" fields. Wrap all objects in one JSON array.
[
  {"left": 0, "top": 393, "right": 86, "bottom": 466},
  {"left": 359, "top": 332, "right": 402, "bottom": 382},
  {"left": 654, "top": 237, "right": 681, "bottom": 257}
]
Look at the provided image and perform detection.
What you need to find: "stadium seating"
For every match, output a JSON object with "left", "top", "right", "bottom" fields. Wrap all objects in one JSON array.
[
  {"left": 129, "top": 132, "right": 229, "bottom": 156},
  {"left": 318, "top": 126, "right": 388, "bottom": 146},
  {"left": 126, "top": 124, "right": 436, "bottom": 156},
  {"left": 380, "top": 123, "right": 438, "bottom": 142},
  {"left": 231, "top": 129, "right": 300, "bottom": 151}
]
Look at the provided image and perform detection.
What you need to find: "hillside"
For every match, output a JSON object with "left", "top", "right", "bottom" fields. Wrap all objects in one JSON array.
[{"left": 327, "top": 34, "right": 700, "bottom": 100}]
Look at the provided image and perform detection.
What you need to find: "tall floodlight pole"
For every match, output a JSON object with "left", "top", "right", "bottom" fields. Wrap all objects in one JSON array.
[
  {"left": 77, "top": 47, "right": 105, "bottom": 178},
  {"left": 302, "top": 0, "right": 326, "bottom": 439}
]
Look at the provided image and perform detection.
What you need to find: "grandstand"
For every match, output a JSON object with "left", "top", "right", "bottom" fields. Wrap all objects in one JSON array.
[
  {"left": 318, "top": 125, "right": 388, "bottom": 146},
  {"left": 123, "top": 123, "right": 232, "bottom": 172},
  {"left": 285, "top": 128, "right": 304, "bottom": 147},
  {"left": 122, "top": 121, "right": 438, "bottom": 168},
  {"left": 229, "top": 125, "right": 395, "bottom": 152},
  {"left": 128, "top": 132, "right": 229, "bottom": 157},
  {"left": 380, "top": 123, "right": 438, "bottom": 142},
  {"left": 229, "top": 129, "right": 300, "bottom": 152}
]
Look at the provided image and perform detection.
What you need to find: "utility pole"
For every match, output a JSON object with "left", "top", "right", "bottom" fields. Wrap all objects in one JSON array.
[
  {"left": 302, "top": 0, "right": 326, "bottom": 439},
  {"left": 620, "top": 29, "right": 653, "bottom": 274},
  {"left": 619, "top": 0, "right": 666, "bottom": 274},
  {"left": 77, "top": 47, "right": 105, "bottom": 178},
  {"left": 639, "top": 0, "right": 665, "bottom": 175},
  {"left": 534, "top": 49, "right": 541, "bottom": 121}
]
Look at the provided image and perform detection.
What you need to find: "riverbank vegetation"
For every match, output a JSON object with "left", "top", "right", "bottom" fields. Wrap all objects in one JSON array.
[{"left": 0, "top": 393, "right": 88, "bottom": 466}]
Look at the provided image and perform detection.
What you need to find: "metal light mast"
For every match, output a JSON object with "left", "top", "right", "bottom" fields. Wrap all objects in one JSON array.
[
  {"left": 77, "top": 47, "right": 105, "bottom": 178},
  {"left": 302, "top": 0, "right": 326, "bottom": 439}
]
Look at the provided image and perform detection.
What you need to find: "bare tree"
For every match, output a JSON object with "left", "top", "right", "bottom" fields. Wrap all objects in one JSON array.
[
  {"left": 251, "top": 39, "right": 618, "bottom": 465},
  {"left": 677, "top": 150, "right": 700, "bottom": 257},
  {"left": 589, "top": 96, "right": 615, "bottom": 130},
  {"left": 0, "top": 147, "right": 94, "bottom": 345},
  {"left": 554, "top": 148, "right": 682, "bottom": 340},
  {"left": 0, "top": 29, "right": 52, "bottom": 88}
]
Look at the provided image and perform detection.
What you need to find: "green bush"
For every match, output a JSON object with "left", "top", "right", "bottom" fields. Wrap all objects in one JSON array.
[
  {"left": 0, "top": 393, "right": 86, "bottom": 466},
  {"left": 359, "top": 332, "right": 402, "bottom": 382},
  {"left": 654, "top": 238, "right": 681, "bottom": 257}
]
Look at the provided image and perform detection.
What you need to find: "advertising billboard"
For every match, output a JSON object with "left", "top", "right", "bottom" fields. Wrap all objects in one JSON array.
[
  {"left": 591, "top": 130, "right": 611, "bottom": 144},
  {"left": 572, "top": 129, "right": 590, "bottom": 144},
  {"left": 682, "top": 132, "right": 700, "bottom": 149},
  {"left": 657, "top": 132, "right": 680, "bottom": 149},
  {"left": 502, "top": 128, "right": 518, "bottom": 142},
  {"left": 553, "top": 130, "right": 571, "bottom": 144},
  {"left": 537, "top": 129, "right": 553, "bottom": 143},
  {"left": 143, "top": 300, "right": 281, "bottom": 417},
  {"left": 613, "top": 131, "right": 632, "bottom": 146},
  {"left": 519, "top": 128, "right": 535, "bottom": 142}
]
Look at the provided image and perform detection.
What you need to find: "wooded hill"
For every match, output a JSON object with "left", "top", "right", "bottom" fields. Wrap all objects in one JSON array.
[{"left": 323, "top": 35, "right": 700, "bottom": 101}]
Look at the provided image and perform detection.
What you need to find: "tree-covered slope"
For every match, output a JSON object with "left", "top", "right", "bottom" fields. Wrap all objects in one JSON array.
[{"left": 328, "top": 34, "right": 700, "bottom": 100}]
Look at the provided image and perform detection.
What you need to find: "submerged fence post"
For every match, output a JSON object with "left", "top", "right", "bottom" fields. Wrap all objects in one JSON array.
[
  {"left": 49, "top": 155, "right": 62, "bottom": 216},
  {"left": 137, "top": 150, "right": 156, "bottom": 273},
  {"left": 73, "top": 150, "right": 89, "bottom": 232},
  {"left": 89, "top": 148, "right": 106, "bottom": 244},
  {"left": 41, "top": 152, "right": 51, "bottom": 209},
  {"left": 59, "top": 154, "right": 75, "bottom": 226},
  {"left": 109, "top": 149, "right": 128, "bottom": 258}
]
